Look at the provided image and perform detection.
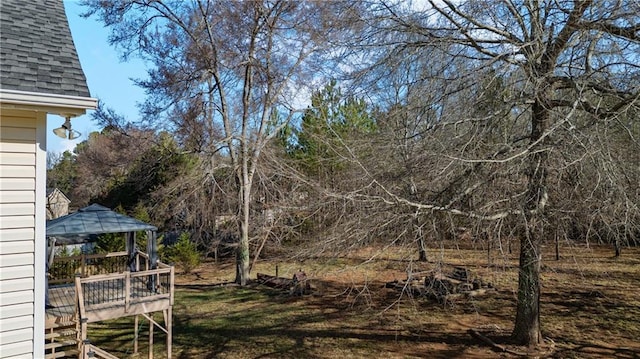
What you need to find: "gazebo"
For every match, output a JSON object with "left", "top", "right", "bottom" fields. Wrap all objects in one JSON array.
[{"left": 45, "top": 204, "right": 173, "bottom": 359}]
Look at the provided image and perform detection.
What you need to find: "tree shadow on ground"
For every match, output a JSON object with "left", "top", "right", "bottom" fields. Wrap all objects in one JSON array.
[{"left": 165, "top": 280, "right": 511, "bottom": 358}]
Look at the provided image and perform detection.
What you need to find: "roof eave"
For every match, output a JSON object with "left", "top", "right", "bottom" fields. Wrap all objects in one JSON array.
[
  {"left": 47, "top": 188, "right": 71, "bottom": 203},
  {"left": 0, "top": 89, "right": 98, "bottom": 117}
]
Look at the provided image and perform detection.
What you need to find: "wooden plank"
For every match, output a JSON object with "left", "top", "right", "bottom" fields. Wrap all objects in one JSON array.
[
  {"left": 84, "top": 251, "right": 127, "bottom": 259},
  {"left": 75, "top": 276, "right": 86, "bottom": 323},
  {"left": 0, "top": 253, "right": 33, "bottom": 267},
  {"left": 45, "top": 317, "right": 76, "bottom": 329},
  {"left": 0, "top": 302, "right": 33, "bottom": 320},
  {"left": 79, "top": 272, "right": 126, "bottom": 283},
  {"left": 85, "top": 344, "right": 119, "bottom": 359},
  {"left": 44, "top": 349, "right": 79, "bottom": 359},
  {"left": 0, "top": 202, "right": 34, "bottom": 216},
  {"left": 0, "top": 153, "right": 35, "bottom": 166},
  {"left": 125, "top": 271, "right": 131, "bottom": 313},
  {"left": 45, "top": 339, "right": 77, "bottom": 349},
  {"left": 134, "top": 315, "right": 139, "bottom": 353},
  {"left": 170, "top": 266, "right": 175, "bottom": 305},
  {"left": 77, "top": 266, "right": 172, "bottom": 284},
  {"left": 149, "top": 312, "right": 154, "bottom": 359},
  {"left": 0, "top": 215, "right": 34, "bottom": 229},
  {"left": 85, "top": 299, "right": 171, "bottom": 323},
  {"left": 45, "top": 328, "right": 77, "bottom": 339},
  {"left": 167, "top": 307, "right": 172, "bottom": 359},
  {"left": 0, "top": 315, "right": 33, "bottom": 332},
  {"left": 0, "top": 289, "right": 34, "bottom": 306},
  {"left": 0, "top": 228, "right": 34, "bottom": 241}
]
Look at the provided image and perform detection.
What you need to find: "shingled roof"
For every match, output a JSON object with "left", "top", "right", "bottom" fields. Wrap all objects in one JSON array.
[
  {"left": 47, "top": 204, "right": 157, "bottom": 238},
  {"left": 0, "top": 0, "right": 91, "bottom": 98}
]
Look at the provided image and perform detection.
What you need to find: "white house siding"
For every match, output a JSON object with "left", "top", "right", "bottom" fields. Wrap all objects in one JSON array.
[{"left": 0, "top": 109, "right": 46, "bottom": 359}]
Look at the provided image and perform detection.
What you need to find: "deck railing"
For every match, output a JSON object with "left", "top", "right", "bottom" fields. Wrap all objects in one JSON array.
[
  {"left": 50, "top": 251, "right": 155, "bottom": 284},
  {"left": 75, "top": 264, "right": 174, "bottom": 322},
  {"left": 47, "top": 251, "right": 174, "bottom": 358},
  {"left": 82, "top": 342, "right": 119, "bottom": 359}
]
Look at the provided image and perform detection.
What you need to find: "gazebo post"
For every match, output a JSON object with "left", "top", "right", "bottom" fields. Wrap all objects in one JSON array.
[
  {"left": 147, "top": 230, "right": 158, "bottom": 269},
  {"left": 126, "top": 232, "right": 137, "bottom": 272}
]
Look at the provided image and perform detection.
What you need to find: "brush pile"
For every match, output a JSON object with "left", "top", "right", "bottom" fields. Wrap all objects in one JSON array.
[{"left": 385, "top": 266, "right": 495, "bottom": 302}]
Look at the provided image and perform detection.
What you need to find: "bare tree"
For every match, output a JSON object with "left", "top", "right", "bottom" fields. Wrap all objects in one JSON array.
[
  {"left": 346, "top": 0, "right": 640, "bottom": 346},
  {"left": 83, "top": 0, "right": 358, "bottom": 284}
]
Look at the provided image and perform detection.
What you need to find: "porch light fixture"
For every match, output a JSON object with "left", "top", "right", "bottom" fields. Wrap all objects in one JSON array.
[{"left": 53, "top": 117, "right": 81, "bottom": 140}]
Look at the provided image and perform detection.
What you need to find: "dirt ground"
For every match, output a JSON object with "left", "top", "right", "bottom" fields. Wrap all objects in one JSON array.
[{"left": 94, "top": 243, "right": 640, "bottom": 358}]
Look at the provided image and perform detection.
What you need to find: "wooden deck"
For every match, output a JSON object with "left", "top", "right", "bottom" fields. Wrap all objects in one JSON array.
[
  {"left": 76, "top": 265, "right": 174, "bottom": 323},
  {"left": 46, "top": 252, "right": 174, "bottom": 359},
  {"left": 47, "top": 266, "right": 173, "bottom": 323}
]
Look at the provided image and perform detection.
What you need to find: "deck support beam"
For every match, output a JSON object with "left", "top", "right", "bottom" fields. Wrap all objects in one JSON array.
[
  {"left": 165, "top": 308, "right": 172, "bottom": 359},
  {"left": 148, "top": 313, "right": 154, "bottom": 359},
  {"left": 134, "top": 315, "right": 139, "bottom": 354}
]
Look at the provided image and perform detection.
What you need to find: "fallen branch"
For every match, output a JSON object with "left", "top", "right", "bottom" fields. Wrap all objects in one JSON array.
[
  {"left": 256, "top": 273, "right": 292, "bottom": 289},
  {"left": 445, "top": 288, "right": 495, "bottom": 301},
  {"left": 467, "top": 329, "right": 527, "bottom": 356}
]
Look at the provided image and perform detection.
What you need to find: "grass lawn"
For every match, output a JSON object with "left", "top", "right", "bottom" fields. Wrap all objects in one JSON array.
[{"left": 87, "top": 243, "right": 640, "bottom": 358}]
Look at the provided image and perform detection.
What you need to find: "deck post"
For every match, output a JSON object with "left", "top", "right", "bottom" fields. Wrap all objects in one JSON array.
[
  {"left": 166, "top": 307, "right": 172, "bottom": 359},
  {"left": 169, "top": 266, "right": 175, "bottom": 305},
  {"left": 134, "top": 315, "right": 139, "bottom": 354},
  {"left": 148, "top": 313, "right": 154, "bottom": 359},
  {"left": 75, "top": 274, "right": 81, "bottom": 353},
  {"left": 125, "top": 271, "right": 131, "bottom": 313},
  {"left": 82, "top": 339, "right": 92, "bottom": 359},
  {"left": 75, "top": 273, "right": 89, "bottom": 353},
  {"left": 81, "top": 319, "right": 88, "bottom": 357}
]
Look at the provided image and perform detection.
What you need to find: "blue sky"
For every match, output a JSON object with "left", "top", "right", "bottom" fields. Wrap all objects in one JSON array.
[{"left": 47, "top": 1, "right": 147, "bottom": 154}]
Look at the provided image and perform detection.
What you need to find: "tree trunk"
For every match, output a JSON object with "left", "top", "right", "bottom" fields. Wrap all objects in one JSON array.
[
  {"left": 555, "top": 230, "right": 560, "bottom": 261},
  {"left": 235, "top": 223, "right": 250, "bottom": 285},
  {"left": 415, "top": 215, "right": 427, "bottom": 262},
  {"left": 235, "top": 165, "right": 251, "bottom": 285},
  {"left": 512, "top": 87, "right": 549, "bottom": 346},
  {"left": 512, "top": 231, "right": 542, "bottom": 345},
  {"left": 418, "top": 239, "right": 428, "bottom": 262}
]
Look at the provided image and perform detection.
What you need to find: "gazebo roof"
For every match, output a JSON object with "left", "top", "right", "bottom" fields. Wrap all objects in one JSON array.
[{"left": 46, "top": 203, "right": 157, "bottom": 238}]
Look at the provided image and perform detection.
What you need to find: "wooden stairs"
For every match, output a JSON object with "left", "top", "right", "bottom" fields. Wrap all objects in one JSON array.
[{"left": 45, "top": 319, "right": 79, "bottom": 359}]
